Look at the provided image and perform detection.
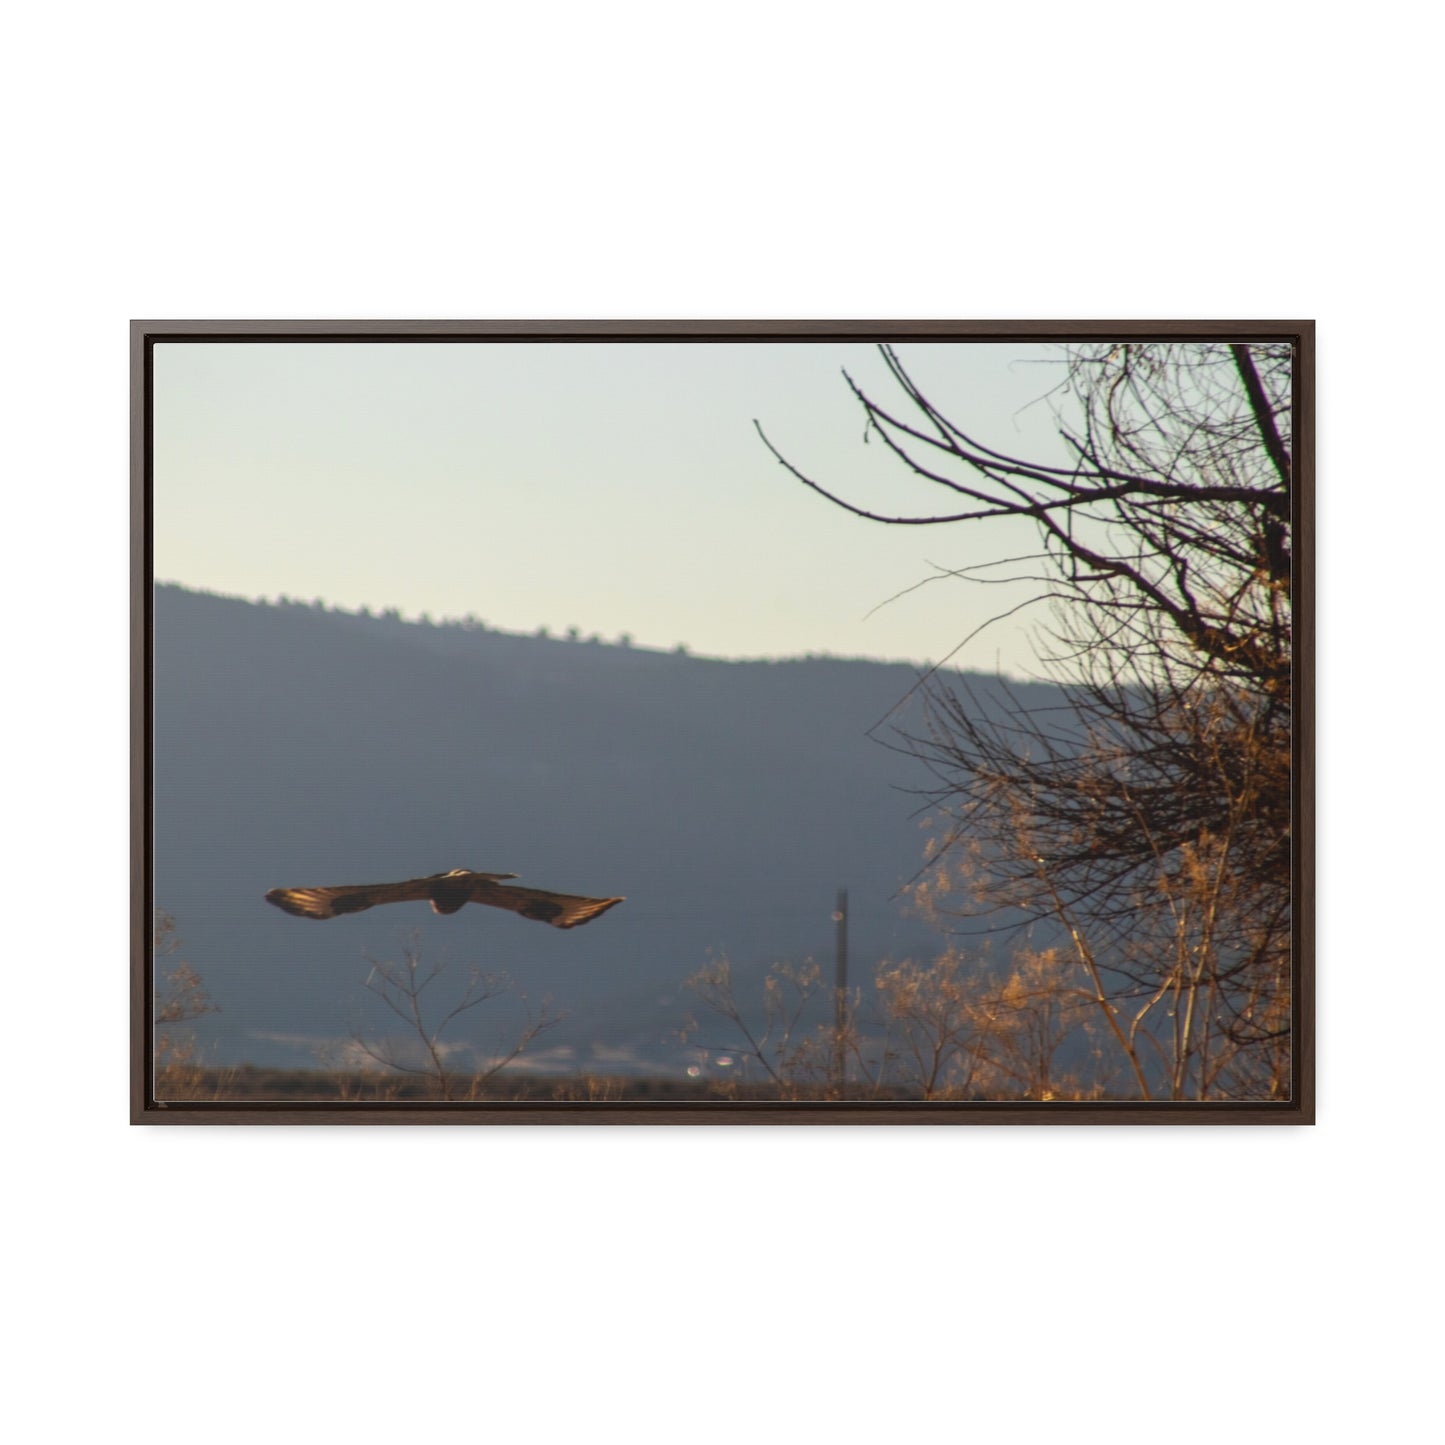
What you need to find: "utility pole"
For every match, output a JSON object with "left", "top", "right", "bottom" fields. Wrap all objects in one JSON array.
[{"left": 833, "top": 888, "right": 848, "bottom": 1092}]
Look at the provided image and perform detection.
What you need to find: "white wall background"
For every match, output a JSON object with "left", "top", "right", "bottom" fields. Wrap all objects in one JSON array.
[{"left": 6, "top": 3, "right": 1434, "bottom": 1442}]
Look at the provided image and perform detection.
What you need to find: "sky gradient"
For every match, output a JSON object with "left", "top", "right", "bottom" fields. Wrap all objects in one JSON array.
[{"left": 154, "top": 340, "right": 1073, "bottom": 674}]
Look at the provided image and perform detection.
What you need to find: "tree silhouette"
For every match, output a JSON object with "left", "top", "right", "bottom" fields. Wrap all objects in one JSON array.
[{"left": 762, "top": 340, "right": 1298, "bottom": 1097}]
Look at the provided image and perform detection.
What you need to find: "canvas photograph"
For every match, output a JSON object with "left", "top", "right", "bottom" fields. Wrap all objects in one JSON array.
[{"left": 133, "top": 322, "right": 1310, "bottom": 1121}]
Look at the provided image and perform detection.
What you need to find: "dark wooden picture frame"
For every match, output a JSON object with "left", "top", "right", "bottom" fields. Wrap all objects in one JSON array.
[{"left": 132, "top": 320, "right": 1313, "bottom": 1124}]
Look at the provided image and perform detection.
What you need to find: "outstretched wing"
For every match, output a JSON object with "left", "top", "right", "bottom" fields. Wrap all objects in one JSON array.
[
  {"left": 265, "top": 870, "right": 623, "bottom": 928},
  {"left": 467, "top": 878, "right": 624, "bottom": 929},
  {"left": 265, "top": 876, "right": 437, "bottom": 919}
]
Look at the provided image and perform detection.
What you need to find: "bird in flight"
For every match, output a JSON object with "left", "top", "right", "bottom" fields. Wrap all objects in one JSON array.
[{"left": 265, "top": 869, "right": 624, "bottom": 929}]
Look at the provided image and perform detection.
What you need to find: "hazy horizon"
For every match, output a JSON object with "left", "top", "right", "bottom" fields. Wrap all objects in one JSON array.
[{"left": 152, "top": 575, "right": 1041, "bottom": 675}]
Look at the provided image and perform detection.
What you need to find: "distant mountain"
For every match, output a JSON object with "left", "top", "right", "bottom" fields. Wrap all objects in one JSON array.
[{"left": 151, "top": 584, "right": 1059, "bottom": 1075}]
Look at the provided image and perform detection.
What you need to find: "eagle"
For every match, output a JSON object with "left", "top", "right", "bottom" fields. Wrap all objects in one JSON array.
[{"left": 265, "top": 869, "right": 624, "bottom": 929}]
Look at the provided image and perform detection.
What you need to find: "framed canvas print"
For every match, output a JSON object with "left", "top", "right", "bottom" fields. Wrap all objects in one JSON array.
[{"left": 132, "top": 320, "right": 1313, "bottom": 1124}]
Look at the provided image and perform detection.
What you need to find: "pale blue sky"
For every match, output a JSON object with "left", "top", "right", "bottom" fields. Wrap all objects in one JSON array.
[{"left": 154, "top": 340, "right": 1072, "bottom": 672}]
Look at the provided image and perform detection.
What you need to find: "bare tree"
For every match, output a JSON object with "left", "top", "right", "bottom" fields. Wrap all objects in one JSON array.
[
  {"left": 761, "top": 342, "right": 1296, "bottom": 1098},
  {"left": 153, "top": 909, "right": 223, "bottom": 1100},
  {"left": 871, "top": 952, "right": 981, "bottom": 1099},
  {"left": 682, "top": 955, "right": 851, "bottom": 1098},
  {"left": 351, "top": 935, "right": 562, "bottom": 1100},
  {"left": 759, "top": 342, "right": 1290, "bottom": 694},
  {"left": 964, "top": 949, "right": 1104, "bottom": 1101}
]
